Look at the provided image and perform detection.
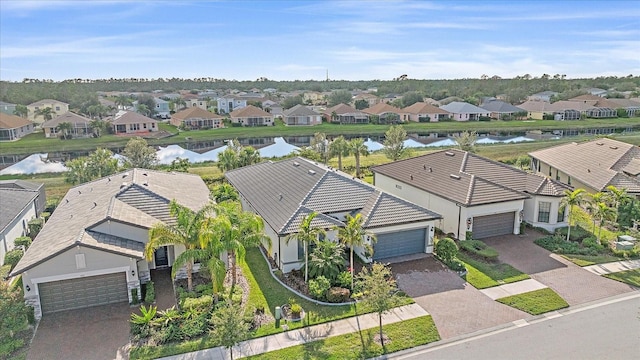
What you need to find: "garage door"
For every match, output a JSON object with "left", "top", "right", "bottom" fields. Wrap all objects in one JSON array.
[
  {"left": 373, "top": 228, "right": 426, "bottom": 260},
  {"left": 472, "top": 212, "right": 515, "bottom": 239},
  {"left": 39, "top": 272, "right": 128, "bottom": 314}
]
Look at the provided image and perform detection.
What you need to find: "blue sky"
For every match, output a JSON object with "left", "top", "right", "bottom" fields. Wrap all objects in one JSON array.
[{"left": 1, "top": 0, "right": 639, "bottom": 81}]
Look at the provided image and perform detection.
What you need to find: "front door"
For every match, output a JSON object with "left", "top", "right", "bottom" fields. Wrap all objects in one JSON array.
[{"left": 155, "top": 246, "right": 169, "bottom": 267}]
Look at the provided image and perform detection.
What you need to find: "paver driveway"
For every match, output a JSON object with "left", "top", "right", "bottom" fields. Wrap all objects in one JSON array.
[
  {"left": 28, "top": 302, "right": 131, "bottom": 360},
  {"left": 392, "top": 257, "right": 527, "bottom": 339},
  {"left": 483, "top": 231, "right": 636, "bottom": 305}
]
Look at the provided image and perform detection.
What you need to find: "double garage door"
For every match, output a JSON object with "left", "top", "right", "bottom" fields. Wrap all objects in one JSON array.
[
  {"left": 373, "top": 228, "right": 426, "bottom": 260},
  {"left": 473, "top": 212, "right": 515, "bottom": 239},
  {"left": 39, "top": 272, "right": 128, "bottom": 314}
]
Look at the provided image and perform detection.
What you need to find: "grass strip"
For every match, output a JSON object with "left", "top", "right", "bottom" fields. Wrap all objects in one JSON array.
[
  {"left": 496, "top": 288, "right": 569, "bottom": 315},
  {"left": 560, "top": 254, "right": 620, "bottom": 267},
  {"left": 246, "top": 315, "right": 440, "bottom": 360},
  {"left": 457, "top": 252, "right": 530, "bottom": 289},
  {"left": 603, "top": 269, "right": 640, "bottom": 287}
]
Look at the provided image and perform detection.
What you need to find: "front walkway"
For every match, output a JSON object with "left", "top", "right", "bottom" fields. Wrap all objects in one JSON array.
[
  {"left": 159, "top": 303, "right": 427, "bottom": 360},
  {"left": 583, "top": 259, "right": 640, "bottom": 275},
  {"left": 480, "top": 278, "right": 548, "bottom": 300},
  {"left": 151, "top": 269, "right": 177, "bottom": 310}
]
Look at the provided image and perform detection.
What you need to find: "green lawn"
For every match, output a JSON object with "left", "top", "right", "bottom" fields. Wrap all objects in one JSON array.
[
  {"left": 457, "top": 252, "right": 530, "bottom": 289},
  {"left": 496, "top": 288, "right": 569, "bottom": 315},
  {"left": 603, "top": 269, "right": 640, "bottom": 287},
  {"left": 245, "top": 316, "right": 440, "bottom": 360},
  {"left": 560, "top": 254, "right": 621, "bottom": 267}
]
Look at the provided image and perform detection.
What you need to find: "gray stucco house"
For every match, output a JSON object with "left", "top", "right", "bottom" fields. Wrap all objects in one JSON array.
[{"left": 10, "top": 169, "right": 209, "bottom": 319}]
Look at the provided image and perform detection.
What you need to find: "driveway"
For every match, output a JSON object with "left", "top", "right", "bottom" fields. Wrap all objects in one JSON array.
[
  {"left": 483, "top": 231, "right": 636, "bottom": 305},
  {"left": 28, "top": 302, "right": 132, "bottom": 360},
  {"left": 392, "top": 257, "right": 527, "bottom": 339}
]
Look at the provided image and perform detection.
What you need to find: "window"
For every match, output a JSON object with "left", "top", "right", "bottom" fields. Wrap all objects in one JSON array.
[
  {"left": 567, "top": 177, "right": 572, "bottom": 186},
  {"left": 556, "top": 169, "right": 560, "bottom": 181},
  {"left": 538, "top": 202, "right": 551, "bottom": 223},
  {"left": 55, "top": 106, "right": 60, "bottom": 111},
  {"left": 297, "top": 240, "right": 304, "bottom": 260},
  {"left": 395, "top": 184, "right": 402, "bottom": 189},
  {"left": 557, "top": 206, "right": 566, "bottom": 222}
]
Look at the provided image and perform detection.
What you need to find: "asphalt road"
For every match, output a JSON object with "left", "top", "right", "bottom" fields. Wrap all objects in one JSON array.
[{"left": 390, "top": 292, "right": 640, "bottom": 360}]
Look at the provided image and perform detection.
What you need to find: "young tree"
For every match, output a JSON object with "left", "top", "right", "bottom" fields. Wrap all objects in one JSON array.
[
  {"left": 454, "top": 130, "right": 478, "bottom": 153},
  {"left": 210, "top": 300, "right": 251, "bottom": 360},
  {"left": 310, "top": 132, "right": 330, "bottom": 164},
  {"left": 356, "top": 263, "right": 401, "bottom": 349},
  {"left": 115, "top": 94, "right": 133, "bottom": 109},
  {"left": 217, "top": 147, "right": 239, "bottom": 172},
  {"left": 238, "top": 146, "right": 261, "bottom": 167},
  {"left": 35, "top": 107, "right": 56, "bottom": 121},
  {"left": 354, "top": 99, "right": 369, "bottom": 110},
  {"left": 382, "top": 125, "right": 408, "bottom": 161},
  {"left": 327, "top": 90, "right": 353, "bottom": 107},
  {"left": 122, "top": 137, "right": 158, "bottom": 169},
  {"left": 281, "top": 95, "right": 304, "bottom": 109},
  {"left": 337, "top": 213, "right": 376, "bottom": 290},
  {"left": 13, "top": 104, "right": 28, "bottom": 118},
  {"left": 169, "top": 157, "right": 190, "bottom": 172},
  {"left": 211, "top": 183, "right": 239, "bottom": 203},
  {"left": 400, "top": 91, "right": 424, "bottom": 107},
  {"left": 0, "top": 281, "right": 29, "bottom": 353},
  {"left": 349, "top": 138, "right": 369, "bottom": 178},
  {"left": 286, "top": 212, "right": 325, "bottom": 282},
  {"left": 329, "top": 136, "right": 350, "bottom": 171},
  {"left": 560, "top": 189, "right": 586, "bottom": 241},
  {"left": 64, "top": 148, "right": 119, "bottom": 184},
  {"left": 89, "top": 119, "right": 109, "bottom": 137}
]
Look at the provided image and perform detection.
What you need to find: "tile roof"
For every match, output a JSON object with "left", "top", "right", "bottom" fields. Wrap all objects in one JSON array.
[
  {"left": 11, "top": 169, "right": 210, "bottom": 275},
  {"left": 479, "top": 99, "right": 525, "bottom": 113},
  {"left": 230, "top": 105, "right": 271, "bottom": 118},
  {"left": 372, "top": 149, "right": 568, "bottom": 207},
  {"left": 0, "top": 188, "right": 38, "bottom": 234},
  {"left": 0, "top": 113, "right": 33, "bottom": 129},
  {"left": 402, "top": 102, "right": 449, "bottom": 115},
  {"left": 283, "top": 104, "right": 320, "bottom": 117},
  {"left": 548, "top": 101, "right": 594, "bottom": 112},
  {"left": 28, "top": 99, "right": 69, "bottom": 107},
  {"left": 225, "top": 158, "right": 441, "bottom": 235},
  {"left": 112, "top": 111, "right": 158, "bottom": 125},
  {"left": 41, "top": 112, "right": 91, "bottom": 128},
  {"left": 0, "top": 179, "right": 43, "bottom": 192},
  {"left": 440, "top": 102, "right": 489, "bottom": 114},
  {"left": 529, "top": 138, "right": 640, "bottom": 192},
  {"left": 172, "top": 107, "right": 222, "bottom": 121},
  {"left": 517, "top": 100, "right": 555, "bottom": 112},
  {"left": 363, "top": 103, "right": 402, "bottom": 115},
  {"left": 324, "top": 103, "right": 364, "bottom": 115}
]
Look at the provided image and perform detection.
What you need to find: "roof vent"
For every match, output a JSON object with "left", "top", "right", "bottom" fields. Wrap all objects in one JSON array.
[
  {"left": 278, "top": 193, "right": 283, "bottom": 200},
  {"left": 610, "top": 146, "right": 618, "bottom": 150},
  {"left": 429, "top": 167, "right": 433, "bottom": 172},
  {"left": 268, "top": 160, "right": 273, "bottom": 164},
  {"left": 410, "top": 174, "right": 414, "bottom": 180},
  {"left": 142, "top": 172, "right": 148, "bottom": 176},
  {"left": 308, "top": 170, "right": 316, "bottom": 175},
  {"left": 92, "top": 202, "right": 97, "bottom": 209},
  {"left": 450, "top": 174, "right": 461, "bottom": 180},
  {"left": 123, "top": 172, "right": 129, "bottom": 178},
  {"left": 293, "top": 161, "right": 300, "bottom": 167},
  {"left": 596, "top": 142, "right": 604, "bottom": 146},
  {"left": 143, "top": 181, "right": 149, "bottom": 186},
  {"left": 107, "top": 177, "right": 111, "bottom": 182},
  {"left": 445, "top": 151, "right": 455, "bottom": 156},
  {"left": 121, "top": 182, "right": 128, "bottom": 188},
  {"left": 78, "top": 190, "right": 82, "bottom": 195}
]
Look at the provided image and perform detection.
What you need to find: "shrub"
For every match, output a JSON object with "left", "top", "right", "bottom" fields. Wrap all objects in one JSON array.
[
  {"left": 41, "top": 212, "right": 51, "bottom": 222},
  {"left": 308, "top": 276, "right": 331, "bottom": 301},
  {"left": 534, "top": 235, "right": 598, "bottom": 255},
  {"left": 144, "top": 281, "right": 155, "bottom": 304},
  {"left": 435, "top": 238, "right": 458, "bottom": 264},
  {"left": 447, "top": 259, "right": 467, "bottom": 272},
  {"left": 195, "top": 284, "right": 213, "bottom": 296},
  {"left": 582, "top": 236, "right": 603, "bottom": 251},
  {"left": 3, "top": 249, "right": 23, "bottom": 269},
  {"left": 308, "top": 241, "right": 346, "bottom": 283},
  {"left": 0, "top": 265, "right": 11, "bottom": 280},
  {"left": 27, "top": 219, "right": 43, "bottom": 237},
  {"left": 326, "top": 287, "right": 351, "bottom": 303},
  {"left": 555, "top": 226, "right": 591, "bottom": 242},
  {"left": 131, "top": 288, "right": 140, "bottom": 305},
  {"left": 290, "top": 303, "right": 302, "bottom": 317},
  {"left": 458, "top": 240, "right": 499, "bottom": 261},
  {"left": 182, "top": 295, "right": 213, "bottom": 312},
  {"left": 14, "top": 236, "right": 32, "bottom": 250},
  {"left": 335, "top": 271, "right": 351, "bottom": 288},
  {"left": 180, "top": 310, "right": 208, "bottom": 339}
]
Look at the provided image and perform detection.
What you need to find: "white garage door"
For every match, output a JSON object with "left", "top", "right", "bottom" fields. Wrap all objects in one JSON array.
[
  {"left": 473, "top": 212, "right": 515, "bottom": 239},
  {"left": 373, "top": 228, "right": 426, "bottom": 260},
  {"left": 39, "top": 272, "right": 128, "bottom": 314}
]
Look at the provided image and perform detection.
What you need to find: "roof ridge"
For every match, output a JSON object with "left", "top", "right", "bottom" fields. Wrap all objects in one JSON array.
[
  {"left": 466, "top": 174, "right": 476, "bottom": 204},
  {"left": 361, "top": 190, "right": 383, "bottom": 227},
  {"left": 279, "top": 167, "right": 327, "bottom": 233}
]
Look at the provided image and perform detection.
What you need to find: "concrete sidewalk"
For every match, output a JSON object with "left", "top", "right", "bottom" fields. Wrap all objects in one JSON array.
[
  {"left": 583, "top": 259, "right": 640, "bottom": 276},
  {"left": 158, "top": 303, "right": 428, "bottom": 360},
  {"left": 479, "top": 279, "right": 548, "bottom": 300}
]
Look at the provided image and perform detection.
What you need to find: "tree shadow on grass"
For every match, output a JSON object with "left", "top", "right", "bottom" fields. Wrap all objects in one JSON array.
[{"left": 301, "top": 339, "right": 332, "bottom": 360}]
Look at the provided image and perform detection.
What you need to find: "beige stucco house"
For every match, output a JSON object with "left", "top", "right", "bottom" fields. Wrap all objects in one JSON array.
[
  {"left": 0, "top": 113, "right": 34, "bottom": 141},
  {"left": 401, "top": 102, "right": 450, "bottom": 122},
  {"left": 111, "top": 111, "right": 158, "bottom": 134},
  {"left": 372, "top": 150, "right": 570, "bottom": 239},
  {"left": 282, "top": 104, "right": 322, "bottom": 126},
  {"left": 170, "top": 107, "right": 224, "bottom": 129},
  {"left": 229, "top": 105, "right": 274, "bottom": 126},
  {"left": 226, "top": 157, "right": 442, "bottom": 273},
  {"left": 42, "top": 112, "right": 92, "bottom": 138},
  {"left": 27, "top": 99, "right": 70, "bottom": 124},
  {"left": 10, "top": 169, "right": 210, "bottom": 319}
]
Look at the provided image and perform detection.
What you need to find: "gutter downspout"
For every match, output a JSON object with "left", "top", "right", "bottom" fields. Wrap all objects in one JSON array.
[{"left": 457, "top": 203, "right": 462, "bottom": 240}]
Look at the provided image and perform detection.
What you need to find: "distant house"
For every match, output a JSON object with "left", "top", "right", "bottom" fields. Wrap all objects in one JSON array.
[
  {"left": 607, "top": 98, "right": 640, "bottom": 117},
  {"left": 401, "top": 102, "right": 450, "bottom": 122},
  {"left": 0, "top": 101, "right": 17, "bottom": 115},
  {"left": 0, "top": 180, "right": 45, "bottom": 266},
  {"left": 529, "top": 138, "right": 640, "bottom": 196},
  {"left": 479, "top": 99, "right": 526, "bottom": 119},
  {"left": 517, "top": 100, "right": 555, "bottom": 120},
  {"left": 262, "top": 100, "right": 283, "bottom": 116},
  {"left": 439, "top": 102, "right": 490, "bottom": 121},
  {"left": 170, "top": 107, "right": 224, "bottom": 129},
  {"left": 353, "top": 93, "right": 381, "bottom": 107},
  {"left": 42, "top": 112, "right": 92, "bottom": 138},
  {"left": 217, "top": 95, "right": 247, "bottom": 114},
  {"left": 303, "top": 91, "right": 325, "bottom": 105},
  {"left": 153, "top": 98, "right": 171, "bottom": 118},
  {"left": 323, "top": 103, "right": 369, "bottom": 124},
  {"left": 586, "top": 88, "right": 608, "bottom": 97},
  {"left": 282, "top": 104, "right": 322, "bottom": 126},
  {"left": 549, "top": 101, "right": 593, "bottom": 119},
  {"left": 188, "top": 99, "right": 209, "bottom": 111},
  {"left": 0, "top": 113, "right": 34, "bottom": 141},
  {"left": 229, "top": 105, "right": 274, "bottom": 127},
  {"left": 27, "top": 99, "right": 70, "bottom": 124},
  {"left": 363, "top": 103, "right": 403, "bottom": 124},
  {"left": 527, "top": 91, "right": 558, "bottom": 102},
  {"left": 111, "top": 111, "right": 158, "bottom": 134}
]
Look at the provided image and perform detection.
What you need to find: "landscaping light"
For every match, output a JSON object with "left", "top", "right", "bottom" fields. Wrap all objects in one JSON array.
[{"left": 26, "top": 285, "right": 31, "bottom": 292}]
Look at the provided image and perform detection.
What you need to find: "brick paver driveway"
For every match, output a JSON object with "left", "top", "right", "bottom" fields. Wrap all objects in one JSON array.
[
  {"left": 28, "top": 302, "right": 131, "bottom": 360},
  {"left": 392, "top": 257, "right": 527, "bottom": 339},
  {"left": 483, "top": 231, "right": 636, "bottom": 305}
]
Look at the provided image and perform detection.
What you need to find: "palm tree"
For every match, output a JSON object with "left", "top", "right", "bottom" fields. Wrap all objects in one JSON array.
[
  {"left": 57, "top": 121, "right": 73, "bottom": 139},
  {"left": 238, "top": 146, "right": 261, "bottom": 167},
  {"left": 145, "top": 200, "right": 214, "bottom": 291},
  {"left": 329, "top": 136, "right": 350, "bottom": 171},
  {"left": 286, "top": 212, "right": 325, "bottom": 282},
  {"left": 137, "top": 104, "right": 151, "bottom": 116},
  {"left": 216, "top": 147, "right": 239, "bottom": 172},
  {"left": 35, "top": 107, "right": 56, "bottom": 121},
  {"left": 115, "top": 94, "right": 133, "bottom": 109},
  {"left": 593, "top": 202, "right": 615, "bottom": 242},
  {"left": 349, "top": 138, "right": 369, "bottom": 178},
  {"left": 586, "top": 192, "right": 606, "bottom": 232},
  {"left": 311, "top": 132, "right": 330, "bottom": 164},
  {"left": 560, "top": 189, "right": 586, "bottom": 241},
  {"left": 337, "top": 213, "right": 376, "bottom": 290},
  {"left": 90, "top": 119, "right": 109, "bottom": 137},
  {"left": 174, "top": 233, "right": 226, "bottom": 300},
  {"left": 208, "top": 201, "right": 268, "bottom": 287},
  {"left": 606, "top": 185, "right": 629, "bottom": 229}
]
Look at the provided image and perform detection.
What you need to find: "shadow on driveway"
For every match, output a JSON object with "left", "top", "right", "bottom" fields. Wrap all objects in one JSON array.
[{"left": 482, "top": 230, "right": 567, "bottom": 274}]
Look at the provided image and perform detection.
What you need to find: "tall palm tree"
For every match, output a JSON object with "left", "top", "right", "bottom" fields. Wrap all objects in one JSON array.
[
  {"left": 207, "top": 201, "right": 268, "bottom": 287},
  {"left": 606, "top": 185, "right": 629, "bottom": 229},
  {"left": 137, "top": 104, "right": 151, "bottom": 116},
  {"left": 217, "top": 147, "right": 239, "bottom": 172},
  {"left": 115, "top": 94, "right": 133, "bottom": 109},
  {"left": 593, "top": 202, "right": 615, "bottom": 242},
  {"left": 560, "top": 188, "right": 586, "bottom": 241},
  {"left": 35, "top": 107, "right": 56, "bottom": 121},
  {"left": 145, "top": 200, "right": 214, "bottom": 291},
  {"left": 329, "top": 136, "right": 350, "bottom": 171},
  {"left": 238, "top": 146, "right": 261, "bottom": 167},
  {"left": 90, "top": 119, "right": 109, "bottom": 137},
  {"left": 349, "top": 138, "right": 369, "bottom": 178},
  {"left": 337, "top": 213, "right": 376, "bottom": 290},
  {"left": 286, "top": 212, "right": 325, "bottom": 282},
  {"left": 174, "top": 232, "right": 226, "bottom": 300},
  {"left": 311, "top": 132, "right": 330, "bottom": 164},
  {"left": 586, "top": 192, "right": 606, "bottom": 232},
  {"left": 57, "top": 121, "right": 73, "bottom": 139}
]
